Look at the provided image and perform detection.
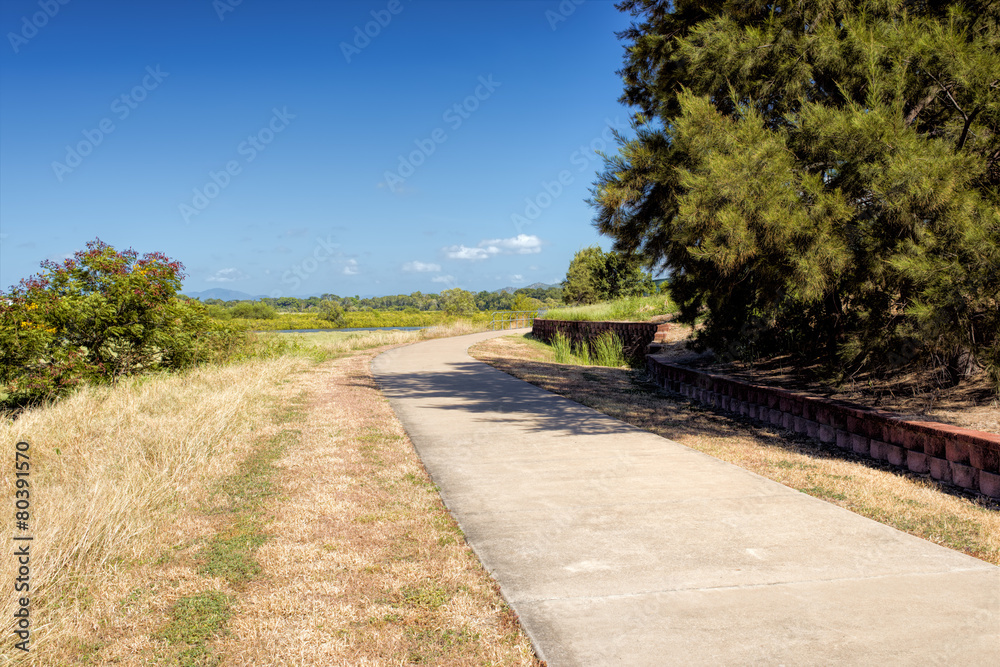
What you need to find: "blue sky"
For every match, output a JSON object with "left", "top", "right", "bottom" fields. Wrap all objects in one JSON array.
[{"left": 0, "top": 0, "right": 636, "bottom": 298}]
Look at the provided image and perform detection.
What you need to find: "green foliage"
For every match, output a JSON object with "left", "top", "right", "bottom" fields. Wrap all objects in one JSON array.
[
  {"left": 562, "top": 246, "right": 655, "bottom": 305},
  {"left": 228, "top": 302, "right": 276, "bottom": 319},
  {"left": 157, "top": 591, "right": 233, "bottom": 646},
  {"left": 551, "top": 333, "right": 575, "bottom": 364},
  {"left": 317, "top": 299, "right": 346, "bottom": 327},
  {"left": 543, "top": 294, "right": 676, "bottom": 322},
  {"left": 0, "top": 239, "right": 244, "bottom": 408},
  {"left": 592, "top": 332, "right": 627, "bottom": 368},
  {"left": 510, "top": 292, "right": 542, "bottom": 312},
  {"left": 595, "top": 1, "right": 1000, "bottom": 388},
  {"left": 440, "top": 288, "right": 478, "bottom": 315}
]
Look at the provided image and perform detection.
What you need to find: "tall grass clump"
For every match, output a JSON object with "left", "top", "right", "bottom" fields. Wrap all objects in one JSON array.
[
  {"left": 551, "top": 333, "right": 574, "bottom": 364},
  {"left": 573, "top": 341, "right": 592, "bottom": 365},
  {"left": 592, "top": 331, "right": 627, "bottom": 368}
]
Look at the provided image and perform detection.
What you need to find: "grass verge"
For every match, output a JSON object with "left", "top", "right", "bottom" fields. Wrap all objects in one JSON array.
[
  {"left": 470, "top": 333, "right": 1000, "bottom": 565},
  {"left": 541, "top": 294, "right": 677, "bottom": 322},
  {"left": 212, "top": 347, "right": 540, "bottom": 665},
  {"left": 0, "top": 355, "right": 301, "bottom": 665},
  {"left": 0, "top": 325, "right": 538, "bottom": 665}
]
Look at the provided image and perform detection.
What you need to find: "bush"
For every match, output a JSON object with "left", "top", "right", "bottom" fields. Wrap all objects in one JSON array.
[
  {"left": 0, "top": 239, "right": 244, "bottom": 408},
  {"left": 317, "top": 299, "right": 346, "bottom": 327},
  {"left": 228, "top": 302, "right": 276, "bottom": 319}
]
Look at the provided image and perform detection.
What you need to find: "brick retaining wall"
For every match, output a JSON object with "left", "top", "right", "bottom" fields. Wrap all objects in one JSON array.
[
  {"left": 531, "top": 318, "right": 672, "bottom": 363},
  {"left": 646, "top": 356, "right": 1000, "bottom": 499}
]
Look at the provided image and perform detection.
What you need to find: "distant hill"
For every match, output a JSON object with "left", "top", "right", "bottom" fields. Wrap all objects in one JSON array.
[
  {"left": 494, "top": 282, "right": 559, "bottom": 294},
  {"left": 181, "top": 288, "right": 265, "bottom": 301}
]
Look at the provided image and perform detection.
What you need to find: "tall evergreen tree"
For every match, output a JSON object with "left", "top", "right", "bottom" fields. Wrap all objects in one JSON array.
[{"left": 593, "top": 0, "right": 1000, "bottom": 386}]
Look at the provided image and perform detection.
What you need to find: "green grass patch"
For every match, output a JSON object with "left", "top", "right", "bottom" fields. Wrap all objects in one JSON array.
[
  {"left": 199, "top": 519, "right": 267, "bottom": 584},
  {"left": 541, "top": 294, "right": 677, "bottom": 322},
  {"left": 199, "top": 399, "right": 303, "bottom": 591},
  {"left": 158, "top": 592, "right": 233, "bottom": 644},
  {"left": 399, "top": 582, "right": 451, "bottom": 610},
  {"left": 156, "top": 591, "right": 233, "bottom": 666}
]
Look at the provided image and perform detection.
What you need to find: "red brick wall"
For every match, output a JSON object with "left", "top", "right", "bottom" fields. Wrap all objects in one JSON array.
[
  {"left": 646, "top": 356, "right": 1000, "bottom": 499},
  {"left": 531, "top": 319, "right": 670, "bottom": 363}
]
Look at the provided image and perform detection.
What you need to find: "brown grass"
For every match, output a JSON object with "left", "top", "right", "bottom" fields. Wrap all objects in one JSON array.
[
  {"left": 0, "top": 356, "right": 301, "bottom": 665},
  {"left": 0, "top": 325, "right": 539, "bottom": 666},
  {"left": 470, "top": 333, "right": 1000, "bottom": 566},
  {"left": 216, "top": 348, "right": 538, "bottom": 666}
]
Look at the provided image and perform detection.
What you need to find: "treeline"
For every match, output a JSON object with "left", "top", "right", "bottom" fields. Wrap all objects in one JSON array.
[{"left": 200, "top": 285, "right": 563, "bottom": 319}]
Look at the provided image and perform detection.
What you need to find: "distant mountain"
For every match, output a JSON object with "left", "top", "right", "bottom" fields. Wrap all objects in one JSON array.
[
  {"left": 181, "top": 288, "right": 265, "bottom": 301},
  {"left": 494, "top": 282, "right": 560, "bottom": 294}
]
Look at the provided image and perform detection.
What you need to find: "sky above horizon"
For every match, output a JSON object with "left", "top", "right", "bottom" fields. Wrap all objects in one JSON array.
[{"left": 1, "top": 0, "right": 639, "bottom": 298}]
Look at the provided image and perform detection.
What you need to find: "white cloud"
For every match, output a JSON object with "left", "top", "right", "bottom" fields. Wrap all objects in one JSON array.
[
  {"left": 443, "top": 234, "right": 543, "bottom": 260},
  {"left": 444, "top": 245, "right": 492, "bottom": 260},
  {"left": 403, "top": 260, "right": 441, "bottom": 273},
  {"left": 342, "top": 259, "right": 359, "bottom": 275},
  {"left": 207, "top": 268, "right": 248, "bottom": 283},
  {"left": 483, "top": 234, "right": 543, "bottom": 255},
  {"left": 431, "top": 275, "right": 455, "bottom": 284},
  {"left": 510, "top": 274, "right": 524, "bottom": 283}
]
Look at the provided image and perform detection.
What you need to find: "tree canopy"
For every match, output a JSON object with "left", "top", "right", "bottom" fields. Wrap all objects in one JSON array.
[
  {"left": 563, "top": 246, "right": 655, "bottom": 305},
  {"left": 593, "top": 0, "right": 1000, "bottom": 386}
]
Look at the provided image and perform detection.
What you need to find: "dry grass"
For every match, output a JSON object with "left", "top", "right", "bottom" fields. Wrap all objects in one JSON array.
[
  {"left": 216, "top": 348, "right": 538, "bottom": 666},
  {"left": 0, "top": 356, "right": 303, "bottom": 665},
  {"left": 0, "top": 325, "right": 537, "bottom": 666},
  {"left": 263, "top": 318, "right": 488, "bottom": 362},
  {"left": 470, "top": 333, "right": 1000, "bottom": 566}
]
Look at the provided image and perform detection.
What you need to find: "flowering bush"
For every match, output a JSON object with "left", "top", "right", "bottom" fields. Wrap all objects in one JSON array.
[{"left": 0, "top": 239, "right": 243, "bottom": 408}]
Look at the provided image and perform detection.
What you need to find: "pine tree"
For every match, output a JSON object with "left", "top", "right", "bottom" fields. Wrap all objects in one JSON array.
[{"left": 593, "top": 0, "right": 1000, "bottom": 386}]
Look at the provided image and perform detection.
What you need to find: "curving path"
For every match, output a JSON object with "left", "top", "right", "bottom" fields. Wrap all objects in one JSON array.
[{"left": 372, "top": 330, "right": 1000, "bottom": 666}]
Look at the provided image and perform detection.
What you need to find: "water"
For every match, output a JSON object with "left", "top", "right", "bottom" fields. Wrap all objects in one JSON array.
[{"left": 263, "top": 326, "right": 426, "bottom": 334}]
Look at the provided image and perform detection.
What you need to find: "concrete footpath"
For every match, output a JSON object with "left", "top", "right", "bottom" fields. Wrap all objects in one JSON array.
[{"left": 372, "top": 330, "right": 1000, "bottom": 666}]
